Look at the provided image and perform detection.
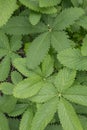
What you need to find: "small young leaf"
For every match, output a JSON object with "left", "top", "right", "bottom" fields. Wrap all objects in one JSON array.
[
  {"left": 29, "top": 12, "right": 41, "bottom": 25},
  {"left": 11, "top": 71, "right": 23, "bottom": 85}
]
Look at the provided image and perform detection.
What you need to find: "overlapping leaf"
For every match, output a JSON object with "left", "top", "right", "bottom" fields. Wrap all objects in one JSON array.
[{"left": 58, "top": 48, "right": 87, "bottom": 71}]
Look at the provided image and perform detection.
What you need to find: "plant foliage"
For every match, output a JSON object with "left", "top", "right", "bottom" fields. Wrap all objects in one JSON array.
[{"left": 1, "top": 0, "right": 87, "bottom": 130}]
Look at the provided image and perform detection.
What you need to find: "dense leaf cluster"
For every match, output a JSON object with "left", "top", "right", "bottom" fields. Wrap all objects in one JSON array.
[{"left": 1, "top": 0, "right": 87, "bottom": 130}]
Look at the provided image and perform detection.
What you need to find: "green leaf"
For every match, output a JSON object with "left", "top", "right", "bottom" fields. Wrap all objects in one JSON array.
[
  {"left": 40, "top": 7, "right": 57, "bottom": 14},
  {"left": 20, "top": 108, "right": 33, "bottom": 130},
  {"left": 54, "top": 68, "right": 76, "bottom": 92},
  {"left": 58, "top": 98, "right": 83, "bottom": 130},
  {"left": 9, "top": 118, "right": 19, "bottom": 130},
  {"left": 53, "top": 7, "right": 84, "bottom": 30},
  {"left": 39, "top": 0, "right": 61, "bottom": 7},
  {"left": 0, "top": 112, "right": 10, "bottom": 130},
  {"left": 42, "top": 54, "right": 54, "bottom": 77},
  {"left": 0, "top": 95, "right": 17, "bottom": 113},
  {"left": 29, "top": 12, "right": 41, "bottom": 25},
  {"left": 0, "top": 31, "right": 9, "bottom": 49},
  {"left": 77, "top": 16, "right": 87, "bottom": 29},
  {"left": 13, "top": 58, "right": 30, "bottom": 77},
  {"left": 0, "top": 56, "right": 10, "bottom": 81},
  {"left": 31, "top": 97, "right": 58, "bottom": 130},
  {"left": 8, "top": 103, "right": 28, "bottom": 117},
  {"left": 63, "top": 85, "right": 87, "bottom": 106},
  {"left": 10, "top": 35, "right": 22, "bottom": 51},
  {"left": 1, "top": 16, "right": 47, "bottom": 35},
  {"left": 51, "top": 31, "right": 71, "bottom": 52},
  {"left": 45, "top": 125, "right": 62, "bottom": 130},
  {"left": 79, "top": 115, "right": 87, "bottom": 130},
  {"left": 0, "top": 0, "right": 17, "bottom": 27},
  {"left": 81, "top": 35, "right": 87, "bottom": 56},
  {"left": 71, "top": 0, "right": 83, "bottom": 6},
  {"left": 30, "top": 82, "right": 57, "bottom": 103},
  {"left": 0, "top": 82, "right": 14, "bottom": 95},
  {"left": 58, "top": 48, "right": 87, "bottom": 71},
  {"left": 13, "top": 75, "right": 43, "bottom": 98},
  {"left": 11, "top": 71, "right": 23, "bottom": 85},
  {"left": 19, "top": 0, "right": 40, "bottom": 12},
  {"left": 74, "top": 104, "right": 87, "bottom": 114},
  {"left": 27, "top": 32, "right": 50, "bottom": 69}
]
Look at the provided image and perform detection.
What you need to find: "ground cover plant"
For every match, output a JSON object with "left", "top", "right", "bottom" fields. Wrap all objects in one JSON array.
[{"left": 1, "top": 0, "right": 87, "bottom": 130}]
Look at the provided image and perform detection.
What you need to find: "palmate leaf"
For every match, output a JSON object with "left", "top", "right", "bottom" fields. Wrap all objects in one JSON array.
[
  {"left": 20, "top": 108, "right": 33, "bottom": 130},
  {"left": 39, "top": 0, "right": 61, "bottom": 7},
  {"left": 0, "top": 112, "right": 10, "bottom": 130},
  {"left": 31, "top": 97, "right": 58, "bottom": 130},
  {"left": 58, "top": 98, "right": 83, "bottom": 130},
  {"left": 13, "top": 75, "right": 43, "bottom": 98},
  {"left": 27, "top": 32, "right": 50, "bottom": 69},
  {"left": 54, "top": 68, "right": 76, "bottom": 92},
  {"left": 1, "top": 16, "right": 48, "bottom": 35},
  {"left": 63, "top": 85, "right": 87, "bottom": 106},
  {"left": 53, "top": 7, "right": 84, "bottom": 30},
  {"left": 58, "top": 48, "right": 87, "bottom": 71},
  {"left": 0, "top": 32, "right": 22, "bottom": 81},
  {"left": 0, "top": 0, "right": 17, "bottom": 27},
  {"left": 30, "top": 82, "right": 57, "bottom": 103}
]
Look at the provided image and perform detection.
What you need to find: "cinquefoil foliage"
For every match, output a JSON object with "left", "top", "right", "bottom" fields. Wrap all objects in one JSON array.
[{"left": 1, "top": 0, "right": 87, "bottom": 130}]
